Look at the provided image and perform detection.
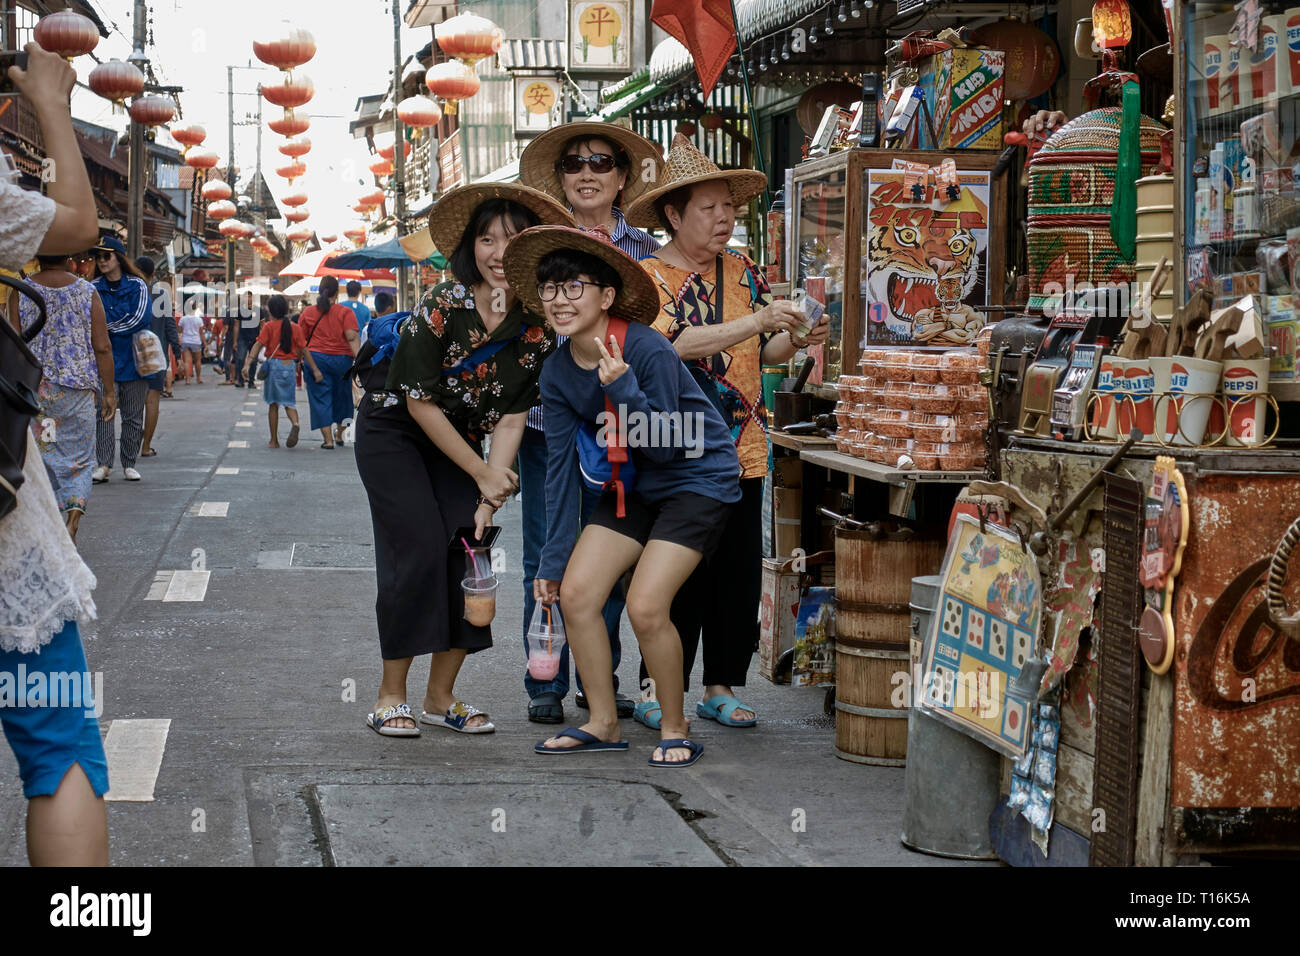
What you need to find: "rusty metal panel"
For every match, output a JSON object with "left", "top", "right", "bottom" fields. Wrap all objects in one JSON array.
[{"left": 1173, "top": 473, "right": 1300, "bottom": 813}]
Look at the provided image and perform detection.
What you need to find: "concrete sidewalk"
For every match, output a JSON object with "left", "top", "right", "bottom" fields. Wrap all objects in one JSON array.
[{"left": 0, "top": 379, "right": 987, "bottom": 866}]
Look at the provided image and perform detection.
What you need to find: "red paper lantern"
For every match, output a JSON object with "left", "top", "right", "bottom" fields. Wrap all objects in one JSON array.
[
  {"left": 360, "top": 189, "right": 386, "bottom": 207},
  {"left": 319, "top": 233, "right": 338, "bottom": 244},
  {"left": 676, "top": 121, "right": 697, "bottom": 137},
  {"left": 88, "top": 59, "right": 145, "bottom": 103},
  {"left": 352, "top": 201, "right": 373, "bottom": 214},
  {"left": 129, "top": 94, "right": 176, "bottom": 127},
  {"left": 275, "top": 160, "right": 307, "bottom": 181},
  {"left": 368, "top": 157, "right": 394, "bottom": 177},
  {"left": 434, "top": 13, "right": 503, "bottom": 67},
  {"left": 343, "top": 226, "right": 367, "bottom": 243},
  {"left": 253, "top": 27, "right": 316, "bottom": 71},
  {"left": 201, "top": 179, "right": 232, "bottom": 201},
  {"left": 376, "top": 140, "right": 411, "bottom": 162},
  {"left": 171, "top": 123, "right": 207, "bottom": 148},
  {"left": 397, "top": 95, "right": 442, "bottom": 129},
  {"left": 281, "top": 191, "right": 309, "bottom": 208},
  {"left": 284, "top": 207, "right": 310, "bottom": 223},
  {"left": 286, "top": 226, "right": 313, "bottom": 243},
  {"left": 261, "top": 74, "right": 314, "bottom": 109},
  {"left": 969, "top": 20, "right": 1060, "bottom": 100},
  {"left": 278, "top": 136, "right": 311, "bottom": 158},
  {"left": 34, "top": 10, "right": 100, "bottom": 60},
  {"left": 268, "top": 109, "right": 310, "bottom": 137},
  {"left": 185, "top": 147, "right": 220, "bottom": 170},
  {"left": 207, "top": 199, "right": 237, "bottom": 220},
  {"left": 219, "top": 219, "right": 252, "bottom": 238},
  {"left": 701, "top": 113, "right": 723, "bottom": 132},
  {"left": 424, "top": 60, "right": 479, "bottom": 116}
]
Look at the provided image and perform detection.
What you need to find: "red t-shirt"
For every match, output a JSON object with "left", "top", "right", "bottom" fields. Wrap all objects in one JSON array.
[
  {"left": 258, "top": 319, "right": 306, "bottom": 360},
  {"left": 299, "top": 304, "right": 358, "bottom": 356}
]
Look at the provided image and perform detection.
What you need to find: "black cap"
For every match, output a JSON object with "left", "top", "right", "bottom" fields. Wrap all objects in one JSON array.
[{"left": 135, "top": 255, "right": 156, "bottom": 277}]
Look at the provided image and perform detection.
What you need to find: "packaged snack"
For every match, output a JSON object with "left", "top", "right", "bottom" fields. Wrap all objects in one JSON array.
[
  {"left": 908, "top": 382, "right": 959, "bottom": 414},
  {"left": 875, "top": 407, "right": 912, "bottom": 439},
  {"left": 884, "top": 381, "right": 913, "bottom": 409},
  {"left": 938, "top": 348, "right": 982, "bottom": 384},
  {"left": 882, "top": 349, "right": 915, "bottom": 383},
  {"left": 973, "top": 324, "right": 994, "bottom": 363},
  {"left": 909, "top": 350, "right": 943, "bottom": 383},
  {"left": 939, "top": 441, "right": 986, "bottom": 471}
]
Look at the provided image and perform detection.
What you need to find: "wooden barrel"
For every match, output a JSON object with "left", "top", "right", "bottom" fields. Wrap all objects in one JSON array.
[
  {"left": 834, "top": 527, "right": 946, "bottom": 649},
  {"left": 834, "top": 643, "right": 910, "bottom": 765}
]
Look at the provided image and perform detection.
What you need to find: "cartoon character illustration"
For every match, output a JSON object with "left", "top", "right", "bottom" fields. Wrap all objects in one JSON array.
[{"left": 960, "top": 532, "right": 986, "bottom": 575}]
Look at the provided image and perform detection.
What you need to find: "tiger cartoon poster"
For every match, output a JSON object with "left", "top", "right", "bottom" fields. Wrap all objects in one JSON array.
[{"left": 864, "top": 167, "right": 992, "bottom": 347}]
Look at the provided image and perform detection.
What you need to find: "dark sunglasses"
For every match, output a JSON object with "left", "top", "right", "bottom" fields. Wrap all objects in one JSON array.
[
  {"left": 95, "top": 252, "right": 115, "bottom": 261},
  {"left": 556, "top": 153, "right": 617, "bottom": 175}
]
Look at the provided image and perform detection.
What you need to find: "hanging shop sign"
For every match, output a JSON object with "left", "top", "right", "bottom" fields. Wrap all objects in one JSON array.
[
  {"left": 514, "top": 76, "right": 563, "bottom": 134},
  {"left": 569, "top": 0, "right": 632, "bottom": 73},
  {"left": 863, "top": 163, "right": 992, "bottom": 346},
  {"left": 1174, "top": 473, "right": 1300, "bottom": 812},
  {"left": 919, "top": 515, "right": 1042, "bottom": 758}
]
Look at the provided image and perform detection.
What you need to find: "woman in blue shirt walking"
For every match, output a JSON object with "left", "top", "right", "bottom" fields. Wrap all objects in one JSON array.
[{"left": 90, "top": 236, "right": 151, "bottom": 483}]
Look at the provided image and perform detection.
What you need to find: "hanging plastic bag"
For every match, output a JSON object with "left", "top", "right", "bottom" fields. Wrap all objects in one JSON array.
[{"left": 132, "top": 329, "right": 167, "bottom": 376}]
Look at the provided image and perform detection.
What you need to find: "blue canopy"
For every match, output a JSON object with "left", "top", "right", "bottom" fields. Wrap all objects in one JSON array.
[{"left": 324, "top": 236, "right": 448, "bottom": 270}]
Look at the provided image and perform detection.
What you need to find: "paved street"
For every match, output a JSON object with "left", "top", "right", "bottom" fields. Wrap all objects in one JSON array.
[{"left": 0, "top": 379, "right": 982, "bottom": 867}]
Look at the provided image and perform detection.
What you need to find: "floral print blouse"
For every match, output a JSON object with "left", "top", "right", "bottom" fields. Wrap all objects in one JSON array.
[
  {"left": 384, "top": 281, "right": 555, "bottom": 435},
  {"left": 18, "top": 278, "right": 101, "bottom": 392}
]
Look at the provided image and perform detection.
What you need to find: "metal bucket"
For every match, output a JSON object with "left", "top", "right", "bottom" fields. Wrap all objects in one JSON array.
[{"left": 900, "top": 574, "right": 1001, "bottom": 860}]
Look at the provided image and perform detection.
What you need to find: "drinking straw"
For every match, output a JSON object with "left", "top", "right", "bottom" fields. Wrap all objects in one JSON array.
[
  {"left": 460, "top": 537, "right": 486, "bottom": 579},
  {"left": 544, "top": 605, "right": 552, "bottom": 654}
]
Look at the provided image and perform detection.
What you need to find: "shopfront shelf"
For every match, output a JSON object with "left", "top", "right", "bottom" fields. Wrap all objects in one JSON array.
[{"left": 798, "top": 448, "right": 983, "bottom": 484}]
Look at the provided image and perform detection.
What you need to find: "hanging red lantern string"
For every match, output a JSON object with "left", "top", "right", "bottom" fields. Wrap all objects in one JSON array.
[
  {"left": 268, "top": 109, "right": 310, "bottom": 137},
  {"left": 424, "top": 59, "right": 479, "bottom": 116},
  {"left": 368, "top": 157, "right": 394, "bottom": 177},
  {"left": 397, "top": 95, "right": 442, "bottom": 130},
  {"left": 360, "top": 189, "right": 386, "bottom": 207},
  {"left": 281, "top": 191, "right": 309, "bottom": 208},
  {"left": 284, "top": 207, "right": 310, "bottom": 224},
  {"left": 201, "top": 179, "right": 232, "bottom": 201},
  {"left": 275, "top": 160, "right": 307, "bottom": 181},
  {"left": 33, "top": 9, "right": 100, "bottom": 60},
  {"left": 375, "top": 138, "right": 410, "bottom": 162},
  {"left": 184, "top": 147, "right": 220, "bottom": 170},
  {"left": 434, "top": 13, "right": 503, "bottom": 68},
  {"left": 261, "top": 74, "right": 314, "bottom": 110},
  {"left": 128, "top": 94, "right": 176, "bottom": 127},
  {"left": 88, "top": 59, "right": 145, "bottom": 106},
  {"left": 207, "top": 199, "right": 237, "bottom": 221},
  {"left": 319, "top": 233, "right": 338, "bottom": 244},
  {"left": 171, "top": 123, "right": 207, "bottom": 151},
  {"left": 343, "top": 226, "right": 367, "bottom": 244},
  {"left": 286, "top": 226, "right": 313, "bottom": 243},
  {"left": 218, "top": 219, "right": 252, "bottom": 239},
  {"left": 253, "top": 26, "right": 316, "bottom": 71},
  {"left": 278, "top": 136, "right": 311, "bottom": 158}
]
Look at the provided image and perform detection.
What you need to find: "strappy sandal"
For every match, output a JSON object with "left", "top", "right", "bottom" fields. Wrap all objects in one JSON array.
[
  {"left": 366, "top": 703, "right": 420, "bottom": 737},
  {"left": 421, "top": 700, "right": 495, "bottom": 734}
]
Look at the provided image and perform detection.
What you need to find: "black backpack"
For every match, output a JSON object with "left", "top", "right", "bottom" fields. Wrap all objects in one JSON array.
[{"left": 0, "top": 274, "right": 47, "bottom": 520}]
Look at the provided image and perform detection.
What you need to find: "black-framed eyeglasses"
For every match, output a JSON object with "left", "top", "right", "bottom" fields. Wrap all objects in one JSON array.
[
  {"left": 557, "top": 153, "right": 617, "bottom": 175},
  {"left": 537, "top": 279, "right": 606, "bottom": 301}
]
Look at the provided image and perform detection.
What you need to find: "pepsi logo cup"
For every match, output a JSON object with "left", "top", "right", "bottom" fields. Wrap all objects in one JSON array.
[
  {"left": 1090, "top": 356, "right": 1122, "bottom": 439},
  {"left": 1152, "top": 356, "right": 1222, "bottom": 445},
  {"left": 1117, "top": 359, "right": 1157, "bottom": 439},
  {"left": 1221, "top": 358, "right": 1272, "bottom": 446}
]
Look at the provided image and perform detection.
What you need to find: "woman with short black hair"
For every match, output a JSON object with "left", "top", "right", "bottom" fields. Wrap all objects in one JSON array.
[{"left": 355, "top": 183, "right": 574, "bottom": 737}]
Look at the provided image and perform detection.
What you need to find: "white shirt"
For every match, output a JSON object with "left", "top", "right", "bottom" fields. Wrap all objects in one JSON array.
[
  {"left": 0, "top": 178, "right": 56, "bottom": 271},
  {"left": 179, "top": 313, "right": 204, "bottom": 346}
]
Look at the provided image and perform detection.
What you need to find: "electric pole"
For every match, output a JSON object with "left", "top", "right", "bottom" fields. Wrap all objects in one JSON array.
[
  {"left": 253, "top": 92, "right": 263, "bottom": 284},
  {"left": 126, "top": 0, "right": 148, "bottom": 260},
  {"left": 392, "top": 0, "right": 408, "bottom": 310},
  {"left": 226, "top": 65, "right": 235, "bottom": 288}
]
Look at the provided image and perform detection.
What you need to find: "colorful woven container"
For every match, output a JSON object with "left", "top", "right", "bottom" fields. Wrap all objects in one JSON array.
[{"left": 1026, "top": 107, "right": 1168, "bottom": 316}]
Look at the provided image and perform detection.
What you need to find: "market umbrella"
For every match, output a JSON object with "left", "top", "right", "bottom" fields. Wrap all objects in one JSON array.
[
  {"left": 324, "top": 234, "right": 448, "bottom": 271},
  {"left": 283, "top": 276, "right": 394, "bottom": 297},
  {"left": 279, "top": 248, "right": 395, "bottom": 281}
]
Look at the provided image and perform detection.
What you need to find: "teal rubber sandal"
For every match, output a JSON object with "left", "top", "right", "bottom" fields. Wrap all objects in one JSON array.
[
  {"left": 633, "top": 700, "right": 663, "bottom": 730},
  {"left": 696, "top": 695, "right": 758, "bottom": 727}
]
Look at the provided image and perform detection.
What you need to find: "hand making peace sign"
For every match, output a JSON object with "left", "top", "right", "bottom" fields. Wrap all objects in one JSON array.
[{"left": 594, "top": 333, "right": 628, "bottom": 386}]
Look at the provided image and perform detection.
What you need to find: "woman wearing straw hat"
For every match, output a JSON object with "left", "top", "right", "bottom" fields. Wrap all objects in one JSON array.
[
  {"left": 513, "top": 123, "right": 662, "bottom": 724},
  {"left": 504, "top": 224, "right": 741, "bottom": 767},
  {"left": 355, "top": 183, "right": 574, "bottom": 737},
  {"left": 625, "top": 135, "right": 831, "bottom": 730}
]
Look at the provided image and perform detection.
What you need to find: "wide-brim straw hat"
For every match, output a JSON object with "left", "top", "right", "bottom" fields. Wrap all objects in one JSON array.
[
  {"left": 502, "top": 225, "right": 661, "bottom": 326},
  {"left": 519, "top": 122, "right": 664, "bottom": 210},
  {"left": 624, "top": 134, "right": 768, "bottom": 231},
  {"left": 426, "top": 182, "right": 576, "bottom": 261}
]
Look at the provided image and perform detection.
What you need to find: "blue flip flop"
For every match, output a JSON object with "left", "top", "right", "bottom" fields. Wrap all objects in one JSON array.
[
  {"left": 696, "top": 695, "right": 758, "bottom": 727},
  {"left": 534, "top": 727, "right": 629, "bottom": 755},
  {"left": 633, "top": 699, "right": 663, "bottom": 730},
  {"left": 648, "top": 738, "right": 703, "bottom": 768}
]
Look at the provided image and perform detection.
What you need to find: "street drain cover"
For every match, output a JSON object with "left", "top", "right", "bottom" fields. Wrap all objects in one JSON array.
[
  {"left": 313, "top": 782, "right": 724, "bottom": 866},
  {"left": 291, "top": 542, "right": 374, "bottom": 568},
  {"left": 271, "top": 471, "right": 294, "bottom": 480}
]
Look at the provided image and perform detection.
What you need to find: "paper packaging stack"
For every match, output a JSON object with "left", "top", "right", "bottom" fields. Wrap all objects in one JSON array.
[{"left": 916, "top": 47, "right": 1006, "bottom": 150}]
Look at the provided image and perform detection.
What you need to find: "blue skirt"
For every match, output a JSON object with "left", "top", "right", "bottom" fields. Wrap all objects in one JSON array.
[
  {"left": 261, "top": 357, "right": 298, "bottom": 407},
  {"left": 306, "top": 351, "right": 355, "bottom": 430}
]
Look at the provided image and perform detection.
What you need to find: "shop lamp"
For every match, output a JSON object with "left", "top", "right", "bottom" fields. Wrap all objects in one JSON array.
[
  {"left": 838, "top": 2, "right": 848, "bottom": 22},
  {"left": 809, "top": 21, "right": 819, "bottom": 44},
  {"left": 769, "top": 39, "right": 780, "bottom": 65},
  {"left": 824, "top": 8, "right": 835, "bottom": 36},
  {"left": 781, "top": 36, "right": 791, "bottom": 60},
  {"left": 850, "top": 0, "right": 864, "bottom": 16}
]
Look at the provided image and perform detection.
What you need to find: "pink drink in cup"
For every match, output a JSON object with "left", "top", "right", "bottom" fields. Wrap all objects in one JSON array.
[{"left": 526, "top": 603, "right": 566, "bottom": 680}]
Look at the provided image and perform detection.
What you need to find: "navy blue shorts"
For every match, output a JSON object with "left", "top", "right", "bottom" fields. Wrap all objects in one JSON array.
[
  {"left": 0, "top": 619, "right": 109, "bottom": 799},
  {"left": 146, "top": 369, "right": 167, "bottom": 391}
]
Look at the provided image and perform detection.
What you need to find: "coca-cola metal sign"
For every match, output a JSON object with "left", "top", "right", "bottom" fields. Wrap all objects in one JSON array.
[{"left": 1174, "top": 475, "right": 1300, "bottom": 809}]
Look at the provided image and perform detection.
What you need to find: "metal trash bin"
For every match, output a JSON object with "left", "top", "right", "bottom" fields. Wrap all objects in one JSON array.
[{"left": 901, "top": 574, "right": 1001, "bottom": 860}]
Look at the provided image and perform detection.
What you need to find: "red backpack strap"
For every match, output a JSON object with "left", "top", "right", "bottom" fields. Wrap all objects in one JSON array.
[{"left": 603, "top": 317, "right": 631, "bottom": 517}]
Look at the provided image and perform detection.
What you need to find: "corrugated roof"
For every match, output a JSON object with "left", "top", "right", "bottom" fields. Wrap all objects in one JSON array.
[{"left": 498, "top": 39, "right": 568, "bottom": 71}]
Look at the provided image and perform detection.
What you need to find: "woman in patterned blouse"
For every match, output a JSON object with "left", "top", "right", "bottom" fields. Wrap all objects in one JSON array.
[{"left": 354, "top": 183, "right": 574, "bottom": 737}]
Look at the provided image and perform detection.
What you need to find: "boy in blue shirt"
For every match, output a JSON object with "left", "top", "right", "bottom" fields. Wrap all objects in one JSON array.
[
  {"left": 504, "top": 225, "right": 740, "bottom": 768},
  {"left": 341, "top": 279, "right": 372, "bottom": 330}
]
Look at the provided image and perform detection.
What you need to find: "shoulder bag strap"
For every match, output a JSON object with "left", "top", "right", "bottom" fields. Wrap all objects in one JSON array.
[
  {"left": 443, "top": 327, "right": 525, "bottom": 377},
  {"left": 603, "top": 317, "right": 631, "bottom": 518}
]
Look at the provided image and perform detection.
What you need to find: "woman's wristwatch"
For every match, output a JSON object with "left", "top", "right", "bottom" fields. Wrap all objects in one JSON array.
[{"left": 476, "top": 495, "right": 500, "bottom": 511}]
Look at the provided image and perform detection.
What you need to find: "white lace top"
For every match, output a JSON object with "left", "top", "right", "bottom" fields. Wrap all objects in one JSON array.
[
  {"left": 0, "top": 180, "right": 97, "bottom": 653},
  {"left": 0, "top": 177, "right": 56, "bottom": 271}
]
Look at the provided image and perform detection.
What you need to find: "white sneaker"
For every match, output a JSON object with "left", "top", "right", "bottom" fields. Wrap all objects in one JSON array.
[
  {"left": 123, "top": 467, "right": 142, "bottom": 481},
  {"left": 92, "top": 466, "right": 110, "bottom": 483}
]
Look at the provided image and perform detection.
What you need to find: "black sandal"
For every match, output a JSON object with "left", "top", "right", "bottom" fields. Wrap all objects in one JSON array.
[{"left": 528, "top": 692, "right": 564, "bottom": 724}]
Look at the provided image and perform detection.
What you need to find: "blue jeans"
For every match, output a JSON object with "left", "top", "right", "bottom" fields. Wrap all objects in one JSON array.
[{"left": 519, "top": 425, "right": 624, "bottom": 699}]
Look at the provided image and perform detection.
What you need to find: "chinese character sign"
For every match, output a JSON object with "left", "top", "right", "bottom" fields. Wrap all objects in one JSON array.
[
  {"left": 570, "top": 0, "right": 631, "bottom": 72},
  {"left": 514, "top": 76, "right": 562, "bottom": 134}
]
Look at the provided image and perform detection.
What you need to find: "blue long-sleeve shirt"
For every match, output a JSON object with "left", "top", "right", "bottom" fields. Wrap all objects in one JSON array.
[
  {"left": 537, "top": 320, "right": 741, "bottom": 582},
  {"left": 93, "top": 274, "right": 151, "bottom": 382}
]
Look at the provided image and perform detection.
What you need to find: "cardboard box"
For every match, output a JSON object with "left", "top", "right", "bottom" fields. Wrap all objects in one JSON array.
[
  {"left": 771, "top": 457, "right": 803, "bottom": 559},
  {"left": 916, "top": 48, "right": 1005, "bottom": 150},
  {"left": 759, "top": 552, "right": 834, "bottom": 683}
]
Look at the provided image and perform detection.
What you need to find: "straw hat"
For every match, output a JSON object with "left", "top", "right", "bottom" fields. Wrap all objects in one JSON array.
[
  {"left": 624, "top": 134, "right": 768, "bottom": 231},
  {"left": 519, "top": 122, "right": 664, "bottom": 210},
  {"left": 426, "top": 182, "right": 576, "bottom": 262},
  {"left": 502, "top": 225, "right": 661, "bottom": 326}
]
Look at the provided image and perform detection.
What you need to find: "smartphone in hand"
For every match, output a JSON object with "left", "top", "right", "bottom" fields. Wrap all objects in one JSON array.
[{"left": 0, "top": 51, "right": 29, "bottom": 96}]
